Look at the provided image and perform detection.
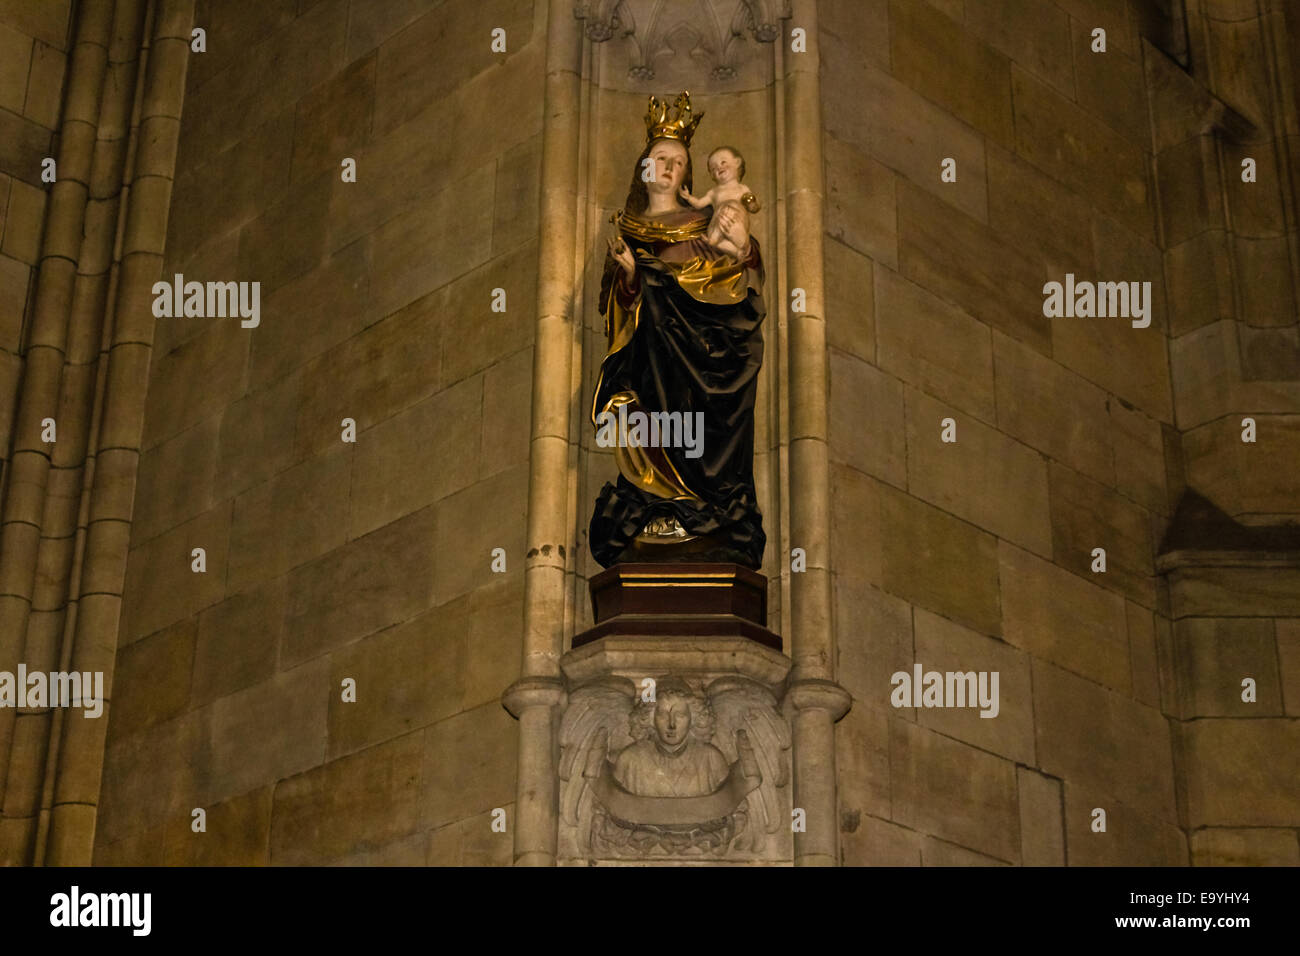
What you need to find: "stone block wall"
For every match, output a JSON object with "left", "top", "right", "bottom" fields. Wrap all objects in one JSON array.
[
  {"left": 823, "top": 0, "right": 1298, "bottom": 865},
  {"left": 1, "top": 0, "right": 1290, "bottom": 867},
  {"left": 93, "top": 0, "right": 541, "bottom": 865},
  {"left": 1162, "top": 556, "right": 1300, "bottom": 864}
]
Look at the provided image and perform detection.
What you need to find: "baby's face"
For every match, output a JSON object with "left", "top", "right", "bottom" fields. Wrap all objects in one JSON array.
[{"left": 708, "top": 150, "right": 739, "bottom": 184}]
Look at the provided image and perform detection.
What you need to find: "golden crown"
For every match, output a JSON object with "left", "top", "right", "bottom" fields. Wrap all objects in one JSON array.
[{"left": 644, "top": 91, "right": 703, "bottom": 147}]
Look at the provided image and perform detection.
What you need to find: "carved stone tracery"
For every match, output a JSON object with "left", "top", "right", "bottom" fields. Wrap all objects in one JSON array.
[{"left": 575, "top": 0, "right": 790, "bottom": 83}]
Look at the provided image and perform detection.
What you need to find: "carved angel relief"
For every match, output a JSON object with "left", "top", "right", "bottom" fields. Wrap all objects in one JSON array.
[{"left": 559, "top": 676, "right": 790, "bottom": 859}]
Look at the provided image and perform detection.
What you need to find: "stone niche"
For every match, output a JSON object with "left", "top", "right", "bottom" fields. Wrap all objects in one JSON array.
[
  {"left": 557, "top": 564, "right": 793, "bottom": 865},
  {"left": 554, "top": 0, "right": 801, "bottom": 866}
]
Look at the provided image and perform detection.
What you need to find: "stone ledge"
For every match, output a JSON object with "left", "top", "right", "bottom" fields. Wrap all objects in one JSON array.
[
  {"left": 1157, "top": 489, "right": 1300, "bottom": 563},
  {"left": 1157, "top": 548, "right": 1300, "bottom": 571},
  {"left": 574, "top": 613, "right": 782, "bottom": 649},
  {"left": 562, "top": 634, "right": 792, "bottom": 692}
]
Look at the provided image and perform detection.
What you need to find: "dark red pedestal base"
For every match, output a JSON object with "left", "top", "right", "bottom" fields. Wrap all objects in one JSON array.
[{"left": 572, "top": 563, "right": 782, "bottom": 651}]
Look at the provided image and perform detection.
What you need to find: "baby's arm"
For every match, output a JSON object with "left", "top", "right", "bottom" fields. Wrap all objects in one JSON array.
[{"left": 678, "top": 185, "right": 715, "bottom": 209}]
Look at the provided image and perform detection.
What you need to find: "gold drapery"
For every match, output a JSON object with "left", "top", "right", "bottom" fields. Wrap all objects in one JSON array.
[
  {"left": 591, "top": 281, "right": 701, "bottom": 503},
  {"left": 592, "top": 210, "right": 761, "bottom": 503}
]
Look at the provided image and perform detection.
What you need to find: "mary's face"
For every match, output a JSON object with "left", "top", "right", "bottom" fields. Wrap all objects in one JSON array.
[{"left": 647, "top": 139, "right": 688, "bottom": 198}]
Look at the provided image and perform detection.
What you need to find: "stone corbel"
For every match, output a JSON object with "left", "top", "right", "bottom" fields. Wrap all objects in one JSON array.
[
  {"left": 1143, "top": 38, "right": 1259, "bottom": 149},
  {"left": 784, "top": 678, "right": 852, "bottom": 724},
  {"left": 502, "top": 676, "right": 568, "bottom": 719},
  {"left": 735, "top": 0, "right": 791, "bottom": 43},
  {"left": 574, "top": 0, "right": 630, "bottom": 43}
]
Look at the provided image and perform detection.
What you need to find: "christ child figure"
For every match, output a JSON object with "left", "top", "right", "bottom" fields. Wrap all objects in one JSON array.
[{"left": 678, "top": 145, "right": 762, "bottom": 260}]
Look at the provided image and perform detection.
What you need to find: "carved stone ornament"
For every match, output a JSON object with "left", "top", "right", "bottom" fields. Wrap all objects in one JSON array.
[
  {"left": 575, "top": 0, "right": 790, "bottom": 83},
  {"left": 559, "top": 675, "right": 790, "bottom": 860}
]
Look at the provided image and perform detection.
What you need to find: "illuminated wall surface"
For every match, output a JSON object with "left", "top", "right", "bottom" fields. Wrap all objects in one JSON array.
[{"left": 0, "top": 0, "right": 1296, "bottom": 867}]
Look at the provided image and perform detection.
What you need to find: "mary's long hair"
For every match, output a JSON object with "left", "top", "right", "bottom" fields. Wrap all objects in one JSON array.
[{"left": 622, "top": 138, "right": 695, "bottom": 216}]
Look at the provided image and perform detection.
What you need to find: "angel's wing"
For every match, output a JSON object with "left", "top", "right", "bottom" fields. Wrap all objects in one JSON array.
[
  {"left": 557, "top": 678, "right": 634, "bottom": 850},
  {"left": 708, "top": 677, "right": 791, "bottom": 852}
]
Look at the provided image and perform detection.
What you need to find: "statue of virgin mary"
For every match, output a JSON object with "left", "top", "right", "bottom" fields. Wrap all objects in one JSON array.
[{"left": 589, "top": 92, "right": 767, "bottom": 569}]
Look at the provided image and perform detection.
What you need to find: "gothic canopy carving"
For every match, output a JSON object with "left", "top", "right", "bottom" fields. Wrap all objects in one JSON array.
[{"left": 575, "top": 0, "right": 790, "bottom": 85}]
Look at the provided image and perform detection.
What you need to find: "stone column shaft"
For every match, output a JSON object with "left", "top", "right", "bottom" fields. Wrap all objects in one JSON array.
[
  {"left": 0, "top": 0, "right": 194, "bottom": 866},
  {"left": 783, "top": 0, "right": 849, "bottom": 866},
  {"left": 43, "top": 0, "right": 195, "bottom": 867},
  {"left": 0, "top": 0, "right": 119, "bottom": 859},
  {"left": 503, "top": 678, "right": 565, "bottom": 866},
  {"left": 506, "top": 0, "right": 583, "bottom": 866},
  {"left": 25, "top": 0, "right": 150, "bottom": 865}
]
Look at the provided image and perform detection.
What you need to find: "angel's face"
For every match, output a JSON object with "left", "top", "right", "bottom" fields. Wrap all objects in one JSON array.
[{"left": 654, "top": 697, "right": 692, "bottom": 748}]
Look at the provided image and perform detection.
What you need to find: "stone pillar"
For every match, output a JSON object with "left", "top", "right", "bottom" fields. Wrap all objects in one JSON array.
[
  {"left": 504, "top": 0, "right": 583, "bottom": 866},
  {"left": 47, "top": 0, "right": 195, "bottom": 867},
  {"left": 502, "top": 678, "right": 565, "bottom": 866},
  {"left": 1158, "top": 3, "right": 1300, "bottom": 522},
  {"left": 0, "top": 0, "right": 119, "bottom": 864},
  {"left": 0, "top": 0, "right": 195, "bottom": 866},
  {"left": 28, "top": 0, "right": 151, "bottom": 867},
  {"left": 782, "top": 0, "right": 851, "bottom": 866}
]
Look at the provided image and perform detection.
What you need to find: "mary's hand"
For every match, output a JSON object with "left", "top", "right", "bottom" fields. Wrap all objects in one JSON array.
[{"left": 607, "top": 236, "right": 635, "bottom": 277}]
